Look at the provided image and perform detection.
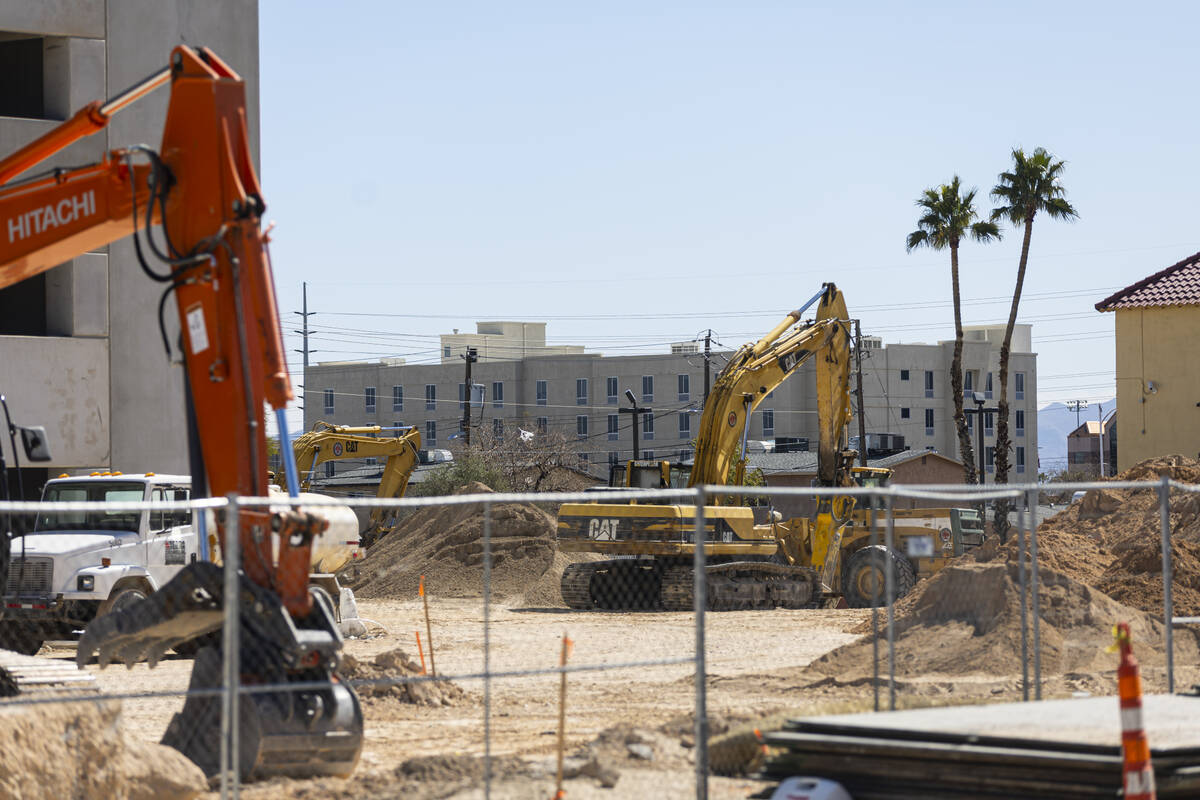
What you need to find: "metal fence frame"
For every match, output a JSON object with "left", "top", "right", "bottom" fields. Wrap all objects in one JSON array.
[{"left": 1, "top": 475, "right": 1196, "bottom": 799}]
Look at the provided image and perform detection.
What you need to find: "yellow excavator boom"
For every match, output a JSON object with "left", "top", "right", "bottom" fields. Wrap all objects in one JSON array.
[{"left": 287, "top": 422, "right": 422, "bottom": 545}]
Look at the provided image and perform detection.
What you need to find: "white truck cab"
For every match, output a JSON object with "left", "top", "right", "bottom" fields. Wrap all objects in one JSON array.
[
  {"left": 1, "top": 472, "right": 197, "bottom": 654},
  {"left": 1, "top": 473, "right": 364, "bottom": 655}
]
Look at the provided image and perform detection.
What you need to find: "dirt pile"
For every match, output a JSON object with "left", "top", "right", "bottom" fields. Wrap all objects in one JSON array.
[
  {"left": 0, "top": 699, "right": 206, "bottom": 800},
  {"left": 816, "top": 560, "right": 1196, "bottom": 679},
  {"left": 1026, "top": 455, "right": 1200, "bottom": 616},
  {"left": 346, "top": 482, "right": 570, "bottom": 604},
  {"left": 340, "top": 648, "right": 466, "bottom": 706}
]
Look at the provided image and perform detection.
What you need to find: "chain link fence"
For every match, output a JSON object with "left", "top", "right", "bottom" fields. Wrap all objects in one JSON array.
[{"left": 1, "top": 476, "right": 1195, "bottom": 798}]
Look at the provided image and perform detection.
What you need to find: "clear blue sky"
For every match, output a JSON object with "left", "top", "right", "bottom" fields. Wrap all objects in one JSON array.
[{"left": 259, "top": 1, "right": 1199, "bottom": 435}]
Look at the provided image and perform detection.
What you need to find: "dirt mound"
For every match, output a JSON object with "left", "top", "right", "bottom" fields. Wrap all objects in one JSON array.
[
  {"left": 0, "top": 699, "right": 206, "bottom": 799},
  {"left": 1030, "top": 455, "right": 1200, "bottom": 616},
  {"left": 340, "top": 648, "right": 466, "bottom": 706},
  {"left": 347, "top": 482, "right": 559, "bottom": 601},
  {"left": 816, "top": 561, "right": 1196, "bottom": 679}
]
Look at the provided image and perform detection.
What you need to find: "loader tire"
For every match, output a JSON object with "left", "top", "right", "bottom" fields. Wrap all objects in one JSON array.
[{"left": 842, "top": 545, "right": 916, "bottom": 608}]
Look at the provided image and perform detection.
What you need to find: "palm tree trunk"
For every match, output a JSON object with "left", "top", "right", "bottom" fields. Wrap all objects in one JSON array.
[
  {"left": 949, "top": 243, "right": 976, "bottom": 484},
  {"left": 993, "top": 213, "right": 1035, "bottom": 539}
]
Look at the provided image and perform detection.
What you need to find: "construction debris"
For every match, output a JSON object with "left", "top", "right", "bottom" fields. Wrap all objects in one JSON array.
[
  {"left": 339, "top": 648, "right": 466, "bottom": 707},
  {"left": 344, "top": 482, "right": 590, "bottom": 605}
]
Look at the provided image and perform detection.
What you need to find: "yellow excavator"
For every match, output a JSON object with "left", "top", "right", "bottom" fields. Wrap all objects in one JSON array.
[
  {"left": 557, "top": 283, "right": 858, "bottom": 611},
  {"left": 557, "top": 283, "right": 983, "bottom": 611},
  {"left": 284, "top": 422, "right": 422, "bottom": 547}
]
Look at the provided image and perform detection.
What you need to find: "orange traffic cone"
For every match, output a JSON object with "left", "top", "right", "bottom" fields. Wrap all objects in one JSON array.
[{"left": 1113, "top": 622, "right": 1156, "bottom": 800}]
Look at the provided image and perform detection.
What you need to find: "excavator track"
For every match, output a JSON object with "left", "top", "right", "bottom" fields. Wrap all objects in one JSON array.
[
  {"left": 560, "top": 562, "right": 599, "bottom": 609},
  {"left": 662, "top": 561, "right": 822, "bottom": 612},
  {"left": 0, "top": 649, "right": 97, "bottom": 698}
]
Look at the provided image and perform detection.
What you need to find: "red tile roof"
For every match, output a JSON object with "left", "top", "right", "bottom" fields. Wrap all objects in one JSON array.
[{"left": 1096, "top": 251, "right": 1200, "bottom": 311}]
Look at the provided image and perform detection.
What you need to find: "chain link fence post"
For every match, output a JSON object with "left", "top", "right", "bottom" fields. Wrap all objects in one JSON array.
[
  {"left": 482, "top": 497, "right": 492, "bottom": 799},
  {"left": 1027, "top": 488, "right": 1041, "bottom": 700},
  {"left": 884, "top": 493, "right": 895, "bottom": 711},
  {"left": 1159, "top": 475, "right": 1174, "bottom": 694},
  {"left": 220, "top": 493, "right": 240, "bottom": 800},
  {"left": 1016, "top": 494, "right": 1029, "bottom": 702},
  {"left": 870, "top": 491, "right": 880, "bottom": 712},
  {"left": 694, "top": 486, "right": 708, "bottom": 800}
]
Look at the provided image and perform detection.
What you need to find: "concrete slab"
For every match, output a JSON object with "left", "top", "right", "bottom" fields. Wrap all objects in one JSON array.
[{"left": 797, "top": 693, "right": 1200, "bottom": 749}]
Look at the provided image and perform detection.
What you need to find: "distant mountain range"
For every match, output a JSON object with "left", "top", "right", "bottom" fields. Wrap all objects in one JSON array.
[{"left": 1037, "top": 399, "right": 1115, "bottom": 474}]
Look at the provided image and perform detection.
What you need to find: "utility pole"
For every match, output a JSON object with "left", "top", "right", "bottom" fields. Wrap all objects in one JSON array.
[
  {"left": 460, "top": 347, "right": 478, "bottom": 447},
  {"left": 620, "top": 389, "right": 651, "bottom": 460},
  {"left": 854, "top": 321, "right": 868, "bottom": 467},
  {"left": 703, "top": 330, "right": 712, "bottom": 404},
  {"left": 292, "top": 281, "right": 316, "bottom": 425},
  {"left": 1097, "top": 403, "right": 1105, "bottom": 477},
  {"left": 1066, "top": 399, "right": 1089, "bottom": 431}
]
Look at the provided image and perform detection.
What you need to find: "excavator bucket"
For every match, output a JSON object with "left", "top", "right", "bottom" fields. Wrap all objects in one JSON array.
[{"left": 77, "top": 562, "right": 363, "bottom": 780}]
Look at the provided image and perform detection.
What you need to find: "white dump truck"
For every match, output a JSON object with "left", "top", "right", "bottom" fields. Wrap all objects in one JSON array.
[{"left": 0, "top": 472, "right": 361, "bottom": 655}]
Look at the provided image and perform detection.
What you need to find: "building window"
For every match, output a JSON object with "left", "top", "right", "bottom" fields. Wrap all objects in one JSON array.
[
  {"left": 984, "top": 412, "right": 994, "bottom": 437},
  {"left": 607, "top": 414, "right": 619, "bottom": 441},
  {"left": 762, "top": 409, "right": 774, "bottom": 438},
  {"left": 576, "top": 415, "right": 588, "bottom": 438},
  {"left": 576, "top": 378, "right": 588, "bottom": 405},
  {"left": 536, "top": 380, "right": 547, "bottom": 406},
  {"left": 425, "top": 384, "right": 436, "bottom": 410},
  {"left": 392, "top": 385, "right": 403, "bottom": 412},
  {"left": 608, "top": 451, "right": 619, "bottom": 466},
  {"left": 1015, "top": 372, "right": 1025, "bottom": 400},
  {"left": 1016, "top": 445, "right": 1026, "bottom": 474},
  {"left": 677, "top": 374, "right": 690, "bottom": 402},
  {"left": 985, "top": 372, "right": 993, "bottom": 399},
  {"left": 394, "top": 421, "right": 404, "bottom": 432},
  {"left": 579, "top": 452, "right": 590, "bottom": 464},
  {"left": 900, "top": 369, "right": 910, "bottom": 381},
  {"left": 642, "top": 375, "right": 654, "bottom": 402},
  {"left": 443, "top": 346, "right": 451, "bottom": 358},
  {"left": 924, "top": 370, "right": 934, "bottom": 398},
  {"left": 643, "top": 450, "right": 655, "bottom": 460},
  {"left": 924, "top": 408, "right": 934, "bottom": 436},
  {"left": 492, "top": 382, "right": 503, "bottom": 408},
  {"left": 493, "top": 418, "right": 504, "bottom": 438},
  {"left": 606, "top": 376, "right": 618, "bottom": 404},
  {"left": 966, "top": 413, "right": 974, "bottom": 432},
  {"left": 900, "top": 407, "right": 910, "bottom": 420},
  {"left": 679, "top": 413, "right": 691, "bottom": 439},
  {"left": 642, "top": 414, "right": 654, "bottom": 441},
  {"left": 426, "top": 420, "right": 436, "bottom": 446},
  {"left": 1015, "top": 409, "right": 1025, "bottom": 437},
  {"left": 324, "top": 462, "right": 335, "bottom": 478},
  {"left": 537, "top": 416, "right": 548, "bottom": 434},
  {"left": 964, "top": 371, "right": 974, "bottom": 394},
  {"left": 323, "top": 388, "right": 334, "bottom": 414},
  {"left": 364, "top": 386, "right": 376, "bottom": 413},
  {"left": 985, "top": 445, "right": 995, "bottom": 473}
]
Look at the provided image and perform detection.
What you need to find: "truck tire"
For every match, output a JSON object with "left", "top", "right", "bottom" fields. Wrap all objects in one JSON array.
[
  {"left": 842, "top": 545, "right": 916, "bottom": 609},
  {"left": 96, "top": 584, "right": 149, "bottom": 618},
  {"left": 0, "top": 623, "right": 44, "bottom": 655}
]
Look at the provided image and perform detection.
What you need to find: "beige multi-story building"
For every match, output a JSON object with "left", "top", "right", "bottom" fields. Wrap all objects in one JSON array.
[
  {"left": 0, "top": 1, "right": 259, "bottom": 495},
  {"left": 304, "top": 321, "right": 1038, "bottom": 480}
]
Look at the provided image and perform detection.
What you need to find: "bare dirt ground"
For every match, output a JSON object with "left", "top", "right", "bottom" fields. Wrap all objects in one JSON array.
[{"left": 38, "top": 588, "right": 1191, "bottom": 799}]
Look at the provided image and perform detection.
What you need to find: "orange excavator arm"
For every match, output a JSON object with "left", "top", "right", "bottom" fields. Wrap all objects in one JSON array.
[{"left": 0, "top": 45, "right": 303, "bottom": 611}]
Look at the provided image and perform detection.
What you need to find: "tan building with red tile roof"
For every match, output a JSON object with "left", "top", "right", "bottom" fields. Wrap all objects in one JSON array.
[{"left": 1096, "top": 252, "right": 1200, "bottom": 470}]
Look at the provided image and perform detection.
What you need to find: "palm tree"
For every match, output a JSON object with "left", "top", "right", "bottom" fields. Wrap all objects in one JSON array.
[
  {"left": 906, "top": 177, "right": 1000, "bottom": 485},
  {"left": 990, "top": 147, "right": 1078, "bottom": 536}
]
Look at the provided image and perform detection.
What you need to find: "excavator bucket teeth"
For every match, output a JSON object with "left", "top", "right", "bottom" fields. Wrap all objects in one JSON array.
[
  {"left": 161, "top": 646, "right": 363, "bottom": 780},
  {"left": 77, "top": 561, "right": 224, "bottom": 669}
]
